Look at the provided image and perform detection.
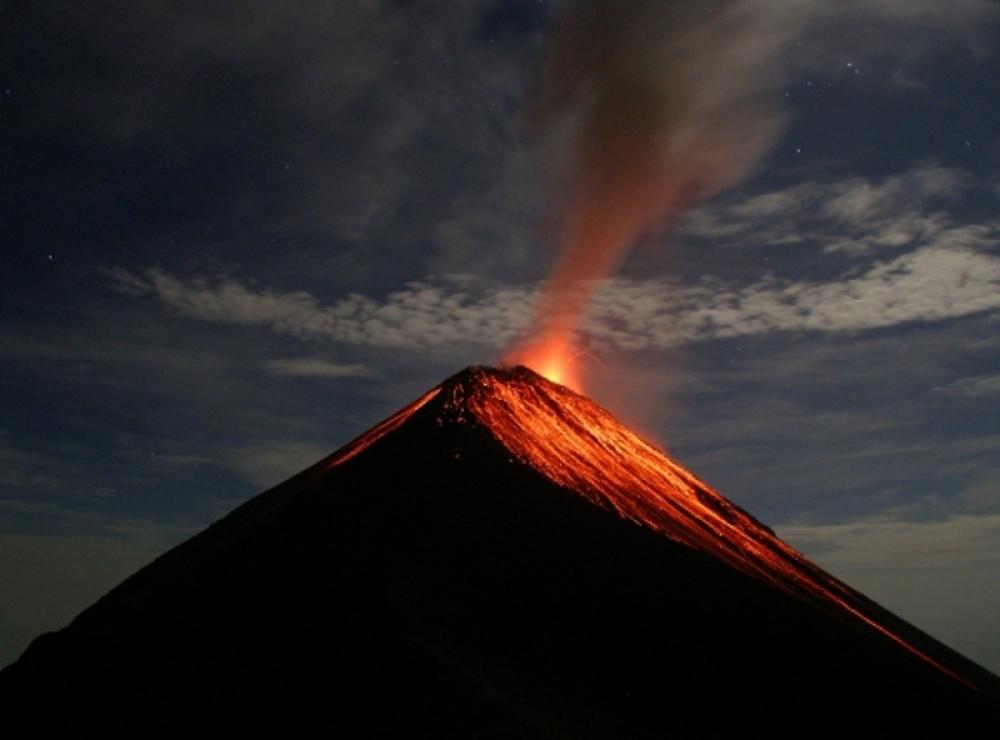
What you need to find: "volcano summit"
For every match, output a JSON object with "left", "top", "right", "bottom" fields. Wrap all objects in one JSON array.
[{"left": 2, "top": 366, "right": 998, "bottom": 737}]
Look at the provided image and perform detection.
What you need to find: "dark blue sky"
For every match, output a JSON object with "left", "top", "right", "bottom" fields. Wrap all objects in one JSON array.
[{"left": 2, "top": 0, "right": 999, "bottom": 673}]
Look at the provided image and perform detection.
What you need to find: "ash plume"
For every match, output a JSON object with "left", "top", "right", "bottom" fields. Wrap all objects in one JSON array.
[{"left": 510, "top": 0, "right": 795, "bottom": 369}]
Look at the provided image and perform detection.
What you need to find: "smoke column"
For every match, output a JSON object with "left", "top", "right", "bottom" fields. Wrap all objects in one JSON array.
[{"left": 507, "top": 0, "right": 796, "bottom": 387}]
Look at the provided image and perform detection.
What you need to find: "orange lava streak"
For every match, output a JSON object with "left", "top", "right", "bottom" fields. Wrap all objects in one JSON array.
[
  {"left": 442, "top": 366, "right": 972, "bottom": 688},
  {"left": 328, "top": 387, "right": 441, "bottom": 469}
]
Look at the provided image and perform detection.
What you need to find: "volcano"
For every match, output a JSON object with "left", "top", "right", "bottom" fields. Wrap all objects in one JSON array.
[{"left": 2, "top": 365, "right": 998, "bottom": 737}]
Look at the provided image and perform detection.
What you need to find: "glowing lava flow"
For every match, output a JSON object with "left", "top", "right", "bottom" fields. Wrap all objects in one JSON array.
[
  {"left": 328, "top": 386, "right": 441, "bottom": 469},
  {"left": 504, "top": 335, "right": 583, "bottom": 393},
  {"left": 436, "top": 365, "right": 971, "bottom": 688}
]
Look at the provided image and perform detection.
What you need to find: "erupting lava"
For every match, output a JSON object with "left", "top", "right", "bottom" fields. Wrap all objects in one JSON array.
[{"left": 504, "top": 333, "right": 583, "bottom": 392}]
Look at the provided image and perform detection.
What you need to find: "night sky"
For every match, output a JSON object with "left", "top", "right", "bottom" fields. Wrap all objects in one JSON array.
[{"left": 2, "top": 1, "right": 999, "bottom": 673}]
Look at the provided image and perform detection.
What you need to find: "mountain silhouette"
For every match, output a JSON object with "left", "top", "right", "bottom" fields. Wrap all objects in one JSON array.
[{"left": 2, "top": 365, "right": 998, "bottom": 738}]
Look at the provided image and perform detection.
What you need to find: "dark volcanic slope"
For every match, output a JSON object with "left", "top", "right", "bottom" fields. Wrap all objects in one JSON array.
[{"left": 2, "top": 366, "right": 998, "bottom": 738}]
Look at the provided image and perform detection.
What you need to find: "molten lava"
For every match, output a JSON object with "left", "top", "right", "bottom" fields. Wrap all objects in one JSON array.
[
  {"left": 503, "top": 335, "right": 583, "bottom": 392},
  {"left": 332, "top": 365, "right": 970, "bottom": 688}
]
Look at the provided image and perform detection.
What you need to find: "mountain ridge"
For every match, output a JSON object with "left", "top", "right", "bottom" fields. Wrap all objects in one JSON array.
[{"left": 2, "top": 364, "right": 997, "bottom": 737}]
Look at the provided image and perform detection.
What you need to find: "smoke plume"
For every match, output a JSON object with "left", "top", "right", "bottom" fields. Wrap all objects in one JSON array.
[{"left": 508, "top": 0, "right": 795, "bottom": 382}]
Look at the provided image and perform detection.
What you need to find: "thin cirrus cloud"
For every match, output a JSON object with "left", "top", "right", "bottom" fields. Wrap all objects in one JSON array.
[
  {"left": 262, "top": 358, "right": 377, "bottom": 379},
  {"left": 778, "top": 513, "right": 1000, "bottom": 569},
  {"left": 108, "top": 240, "right": 1000, "bottom": 353},
  {"left": 934, "top": 375, "right": 1000, "bottom": 398},
  {"left": 680, "top": 165, "right": 981, "bottom": 254}
]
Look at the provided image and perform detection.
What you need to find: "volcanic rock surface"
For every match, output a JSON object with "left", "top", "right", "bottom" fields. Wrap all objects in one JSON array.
[{"left": 2, "top": 365, "right": 998, "bottom": 738}]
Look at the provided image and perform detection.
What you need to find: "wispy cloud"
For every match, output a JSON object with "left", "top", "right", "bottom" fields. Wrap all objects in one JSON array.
[
  {"left": 0, "top": 445, "right": 69, "bottom": 493},
  {"left": 109, "top": 236, "right": 1000, "bottom": 352},
  {"left": 934, "top": 375, "right": 1000, "bottom": 398},
  {"left": 681, "top": 165, "right": 980, "bottom": 254},
  {"left": 18, "top": 1, "right": 541, "bottom": 267},
  {"left": 225, "top": 441, "right": 333, "bottom": 490},
  {"left": 778, "top": 513, "right": 1000, "bottom": 569},
  {"left": 263, "top": 358, "right": 377, "bottom": 379},
  {"left": 0, "top": 495, "right": 194, "bottom": 545},
  {"left": 591, "top": 244, "right": 1000, "bottom": 348},
  {"left": 785, "top": 0, "right": 999, "bottom": 88},
  {"left": 105, "top": 267, "right": 534, "bottom": 349}
]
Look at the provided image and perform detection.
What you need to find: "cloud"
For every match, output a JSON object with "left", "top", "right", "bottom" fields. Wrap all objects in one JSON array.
[
  {"left": 106, "top": 266, "right": 535, "bottom": 349},
  {"left": 777, "top": 509, "right": 1000, "bottom": 674},
  {"left": 0, "top": 302, "right": 428, "bottom": 523},
  {"left": 226, "top": 441, "right": 333, "bottom": 490},
  {"left": 596, "top": 244, "right": 1000, "bottom": 347},
  {"left": 17, "top": 1, "right": 997, "bottom": 286},
  {"left": 0, "top": 493, "right": 193, "bottom": 545},
  {"left": 13, "top": 1, "right": 544, "bottom": 269},
  {"left": 681, "top": 165, "right": 978, "bottom": 254},
  {"left": 778, "top": 513, "right": 1000, "bottom": 569},
  {"left": 0, "top": 445, "right": 69, "bottom": 492},
  {"left": 110, "top": 237, "right": 1000, "bottom": 352},
  {"left": 935, "top": 375, "right": 1000, "bottom": 398},
  {"left": 263, "top": 358, "right": 377, "bottom": 379},
  {"left": 783, "top": 0, "right": 1000, "bottom": 87},
  {"left": 144, "top": 453, "right": 217, "bottom": 468}
]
